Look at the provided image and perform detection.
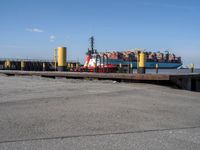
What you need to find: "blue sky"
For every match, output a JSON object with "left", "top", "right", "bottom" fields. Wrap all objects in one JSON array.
[{"left": 0, "top": 0, "right": 199, "bottom": 67}]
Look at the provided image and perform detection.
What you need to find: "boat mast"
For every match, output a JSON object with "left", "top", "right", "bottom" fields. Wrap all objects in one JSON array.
[
  {"left": 88, "top": 36, "right": 97, "bottom": 55},
  {"left": 90, "top": 36, "right": 94, "bottom": 54}
]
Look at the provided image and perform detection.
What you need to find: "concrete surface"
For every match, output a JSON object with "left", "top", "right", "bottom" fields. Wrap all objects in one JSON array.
[{"left": 0, "top": 76, "right": 200, "bottom": 149}]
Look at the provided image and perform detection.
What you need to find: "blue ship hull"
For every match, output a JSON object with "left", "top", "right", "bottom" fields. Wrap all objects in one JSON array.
[{"left": 108, "top": 59, "right": 182, "bottom": 69}]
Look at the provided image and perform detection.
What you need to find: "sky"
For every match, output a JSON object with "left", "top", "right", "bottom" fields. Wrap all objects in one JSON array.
[{"left": 0, "top": 0, "right": 200, "bottom": 67}]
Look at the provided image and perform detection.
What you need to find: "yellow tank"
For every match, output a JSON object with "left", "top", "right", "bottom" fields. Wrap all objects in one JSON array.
[
  {"left": 138, "top": 52, "right": 146, "bottom": 74},
  {"left": 5, "top": 60, "right": 11, "bottom": 69},
  {"left": 139, "top": 52, "right": 145, "bottom": 68},
  {"left": 57, "top": 47, "right": 67, "bottom": 71},
  {"left": 67, "top": 63, "right": 71, "bottom": 68},
  {"left": 21, "top": 61, "right": 25, "bottom": 71}
]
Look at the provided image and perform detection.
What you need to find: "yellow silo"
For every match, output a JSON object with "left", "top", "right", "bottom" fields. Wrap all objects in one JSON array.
[
  {"left": 21, "top": 61, "right": 25, "bottom": 71},
  {"left": 57, "top": 47, "right": 67, "bottom": 71},
  {"left": 138, "top": 52, "right": 146, "bottom": 74},
  {"left": 5, "top": 60, "right": 11, "bottom": 70}
]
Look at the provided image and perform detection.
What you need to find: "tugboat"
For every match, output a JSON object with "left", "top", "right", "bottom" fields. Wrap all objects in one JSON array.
[{"left": 82, "top": 36, "right": 117, "bottom": 73}]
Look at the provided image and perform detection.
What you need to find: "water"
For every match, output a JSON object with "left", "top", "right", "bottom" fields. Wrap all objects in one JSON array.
[{"left": 132, "top": 68, "right": 200, "bottom": 74}]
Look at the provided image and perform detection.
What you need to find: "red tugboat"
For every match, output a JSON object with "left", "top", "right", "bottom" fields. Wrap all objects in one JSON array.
[{"left": 82, "top": 36, "right": 117, "bottom": 73}]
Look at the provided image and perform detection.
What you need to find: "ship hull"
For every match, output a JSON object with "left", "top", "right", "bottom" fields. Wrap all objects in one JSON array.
[{"left": 107, "top": 59, "right": 182, "bottom": 69}]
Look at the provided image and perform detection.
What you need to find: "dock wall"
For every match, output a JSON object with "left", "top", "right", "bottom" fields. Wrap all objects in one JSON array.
[{"left": 0, "top": 71, "right": 199, "bottom": 92}]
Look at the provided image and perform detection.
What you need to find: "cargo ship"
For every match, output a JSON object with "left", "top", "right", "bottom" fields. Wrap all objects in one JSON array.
[
  {"left": 83, "top": 37, "right": 182, "bottom": 71},
  {"left": 99, "top": 50, "right": 182, "bottom": 69}
]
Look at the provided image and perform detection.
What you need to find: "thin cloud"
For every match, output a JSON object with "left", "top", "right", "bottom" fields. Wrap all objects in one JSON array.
[
  {"left": 26, "top": 27, "right": 44, "bottom": 33},
  {"left": 49, "top": 35, "right": 56, "bottom": 42}
]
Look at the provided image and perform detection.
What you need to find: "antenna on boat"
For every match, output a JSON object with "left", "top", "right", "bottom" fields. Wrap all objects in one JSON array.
[
  {"left": 89, "top": 36, "right": 97, "bottom": 54},
  {"left": 90, "top": 36, "right": 94, "bottom": 54}
]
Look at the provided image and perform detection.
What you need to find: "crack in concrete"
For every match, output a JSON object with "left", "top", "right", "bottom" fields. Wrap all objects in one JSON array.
[{"left": 0, "top": 126, "right": 200, "bottom": 144}]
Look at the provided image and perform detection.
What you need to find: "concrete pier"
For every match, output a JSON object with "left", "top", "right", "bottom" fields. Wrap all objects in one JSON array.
[
  {"left": 170, "top": 74, "right": 200, "bottom": 91},
  {"left": 0, "top": 70, "right": 199, "bottom": 91}
]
